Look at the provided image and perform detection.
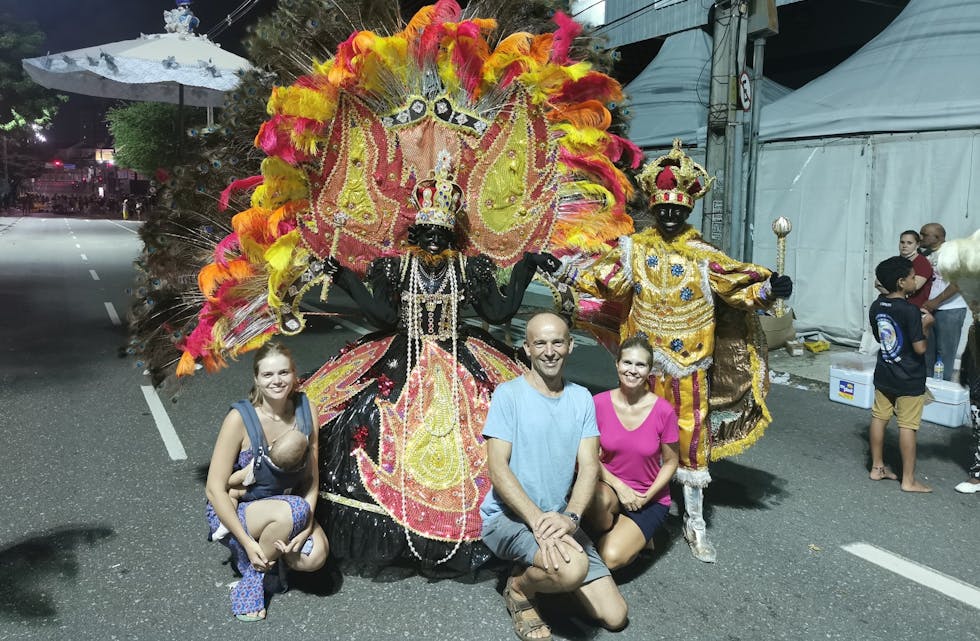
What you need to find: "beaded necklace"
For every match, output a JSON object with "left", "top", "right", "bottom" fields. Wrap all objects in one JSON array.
[{"left": 400, "top": 252, "right": 467, "bottom": 564}]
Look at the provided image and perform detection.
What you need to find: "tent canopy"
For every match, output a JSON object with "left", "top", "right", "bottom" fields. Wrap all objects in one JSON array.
[
  {"left": 625, "top": 30, "right": 790, "bottom": 149},
  {"left": 760, "top": 0, "right": 980, "bottom": 141},
  {"left": 751, "top": 0, "right": 980, "bottom": 345}
]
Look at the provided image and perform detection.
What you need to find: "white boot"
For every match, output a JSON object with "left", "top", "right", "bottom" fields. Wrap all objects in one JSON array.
[{"left": 682, "top": 485, "right": 717, "bottom": 563}]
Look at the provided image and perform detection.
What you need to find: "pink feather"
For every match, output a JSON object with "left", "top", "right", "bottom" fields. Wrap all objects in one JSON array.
[
  {"left": 431, "top": 0, "right": 463, "bottom": 24},
  {"left": 416, "top": 0, "right": 462, "bottom": 64},
  {"left": 605, "top": 134, "right": 644, "bottom": 169},
  {"left": 451, "top": 22, "right": 487, "bottom": 97},
  {"left": 551, "top": 12, "right": 583, "bottom": 65},
  {"left": 213, "top": 232, "right": 241, "bottom": 267},
  {"left": 219, "top": 175, "right": 264, "bottom": 212}
]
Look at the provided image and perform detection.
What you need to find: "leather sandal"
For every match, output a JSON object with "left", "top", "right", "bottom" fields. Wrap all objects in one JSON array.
[{"left": 503, "top": 578, "right": 551, "bottom": 641}]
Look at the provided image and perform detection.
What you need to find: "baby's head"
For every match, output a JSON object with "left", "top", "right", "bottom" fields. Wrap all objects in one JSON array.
[{"left": 269, "top": 430, "right": 308, "bottom": 471}]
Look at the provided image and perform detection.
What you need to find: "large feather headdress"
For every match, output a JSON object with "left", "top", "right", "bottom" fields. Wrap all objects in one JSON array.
[{"left": 174, "top": 0, "right": 641, "bottom": 375}]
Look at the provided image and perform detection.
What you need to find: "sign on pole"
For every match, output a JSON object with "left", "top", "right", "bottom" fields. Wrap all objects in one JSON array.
[{"left": 738, "top": 70, "right": 752, "bottom": 112}]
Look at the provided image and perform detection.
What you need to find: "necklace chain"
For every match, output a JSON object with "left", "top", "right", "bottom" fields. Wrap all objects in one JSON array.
[{"left": 400, "top": 252, "right": 467, "bottom": 565}]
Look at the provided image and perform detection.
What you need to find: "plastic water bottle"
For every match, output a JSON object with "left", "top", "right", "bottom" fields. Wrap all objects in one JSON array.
[{"left": 933, "top": 357, "right": 944, "bottom": 380}]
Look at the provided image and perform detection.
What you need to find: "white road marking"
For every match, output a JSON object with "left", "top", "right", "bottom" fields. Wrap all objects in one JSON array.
[
  {"left": 842, "top": 542, "right": 980, "bottom": 610},
  {"left": 75, "top": 243, "right": 81, "bottom": 248},
  {"left": 80, "top": 253, "right": 88, "bottom": 261},
  {"left": 104, "top": 302, "right": 121, "bottom": 326},
  {"left": 104, "top": 219, "right": 140, "bottom": 234},
  {"left": 140, "top": 385, "right": 187, "bottom": 461},
  {"left": 89, "top": 270, "right": 100, "bottom": 281}
]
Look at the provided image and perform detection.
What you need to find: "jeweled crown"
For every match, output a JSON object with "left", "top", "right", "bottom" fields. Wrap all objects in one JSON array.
[
  {"left": 412, "top": 152, "right": 464, "bottom": 229},
  {"left": 637, "top": 139, "right": 714, "bottom": 209}
]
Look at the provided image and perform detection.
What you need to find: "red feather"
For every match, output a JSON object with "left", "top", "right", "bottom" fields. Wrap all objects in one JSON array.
[
  {"left": 559, "top": 149, "right": 628, "bottom": 203},
  {"left": 553, "top": 73, "right": 622, "bottom": 106}
]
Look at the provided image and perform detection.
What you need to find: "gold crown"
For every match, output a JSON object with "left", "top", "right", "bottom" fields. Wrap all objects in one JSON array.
[
  {"left": 637, "top": 139, "right": 714, "bottom": 209},
  {"left": 412, "top": 153, "right": 464, "bottom": 229}
]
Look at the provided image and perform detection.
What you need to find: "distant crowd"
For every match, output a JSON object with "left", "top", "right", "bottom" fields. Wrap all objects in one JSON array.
[{"left": 3, "top": 193, "right": 147, "bottom": 219}]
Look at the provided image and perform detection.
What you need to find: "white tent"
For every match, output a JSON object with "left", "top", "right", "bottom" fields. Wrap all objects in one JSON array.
[
  {"left": 625, "top": 30, "right": 791, "bottom": 149},
  {"left": 752, "top": 0, "right": 980, "bottom": 345}
]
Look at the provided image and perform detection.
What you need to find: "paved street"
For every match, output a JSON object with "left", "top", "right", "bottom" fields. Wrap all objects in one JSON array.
[{"left": 0, "top": 216, "right": 976, "bottom": 641}]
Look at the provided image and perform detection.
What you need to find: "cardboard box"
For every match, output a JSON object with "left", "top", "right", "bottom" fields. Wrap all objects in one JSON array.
[
  {"left": 922, "top": 379, "right": 970, "bottom": 428},
  {"left": 758, "top": 308, "right": 795, "bottom": 348},
  {"left": 829, "top": 365, "right": 875, "bottom": 409}
]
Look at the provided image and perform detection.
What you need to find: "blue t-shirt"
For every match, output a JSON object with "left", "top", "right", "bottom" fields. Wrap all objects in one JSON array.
[{"left": 479, "top": 376, "right": 599, "bottom": 523}]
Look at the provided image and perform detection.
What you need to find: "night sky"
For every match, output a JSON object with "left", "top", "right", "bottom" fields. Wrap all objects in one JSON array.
[
  {"left": 4, "top": 0, "right": 275, "bottom": 145},
  {"left": 4, "top": 0, "right": 908, "bottom": 147}
]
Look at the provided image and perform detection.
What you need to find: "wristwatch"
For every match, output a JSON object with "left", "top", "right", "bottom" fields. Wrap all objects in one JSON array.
[{"left": 564, "top": 511, "right": 580, "bottom": 528}]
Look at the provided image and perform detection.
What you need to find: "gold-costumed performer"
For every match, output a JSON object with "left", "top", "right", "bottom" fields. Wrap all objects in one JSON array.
[{"left": 545, "top": 140, "right": 792, "bottom": 562}]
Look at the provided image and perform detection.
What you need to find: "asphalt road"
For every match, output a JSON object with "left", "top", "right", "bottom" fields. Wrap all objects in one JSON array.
[{"left": 0, "top": 216, "right": 976, "bottom": 641}]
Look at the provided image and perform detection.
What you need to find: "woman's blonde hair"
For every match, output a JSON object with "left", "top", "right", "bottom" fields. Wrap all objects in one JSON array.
[{"left": 248, "top": 341, "right": 298, "bottom": 404}]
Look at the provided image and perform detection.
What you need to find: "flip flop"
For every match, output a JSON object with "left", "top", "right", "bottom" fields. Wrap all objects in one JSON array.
[
  {"left": 503, "top": 579, "right": 551, "bottom": 641},
  {"left": 235, "top": 611, "right": 265, "bottom": 623}
]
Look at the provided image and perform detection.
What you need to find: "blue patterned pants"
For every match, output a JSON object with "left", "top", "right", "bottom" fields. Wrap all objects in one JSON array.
[{"left": 207, "top": 495, "right": 310, "bottom": 615}]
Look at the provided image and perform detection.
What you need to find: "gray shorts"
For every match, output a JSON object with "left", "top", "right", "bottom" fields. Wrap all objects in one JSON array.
[{"left": 482, "top": 511, "right": 610, "bottom": 584}]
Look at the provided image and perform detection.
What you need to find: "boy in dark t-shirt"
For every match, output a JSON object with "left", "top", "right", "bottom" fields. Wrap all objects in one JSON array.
[{"left": 868, "top": 256, "right": 934, "bottom": 493}]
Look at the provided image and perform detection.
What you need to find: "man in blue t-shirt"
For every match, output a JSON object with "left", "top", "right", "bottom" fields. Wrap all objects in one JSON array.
[
  {"left": 481, "top": 312, "right": 627, "bottom": 640},
  {"left": 868, "top": 256, "right": 934, "bottom": 493}
]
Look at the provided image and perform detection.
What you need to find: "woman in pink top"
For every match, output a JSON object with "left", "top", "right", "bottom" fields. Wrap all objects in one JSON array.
[{"left": 584, "top": 335, "right": 680, "bottom": 570}]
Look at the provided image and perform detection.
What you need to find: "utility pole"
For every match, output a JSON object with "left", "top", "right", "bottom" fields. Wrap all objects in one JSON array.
[
  {"left": 702, "top": 1, "right": 748, "bottom": 256},
  {"left": 743, "top": 0, "right": 780, "bottom": 262}
]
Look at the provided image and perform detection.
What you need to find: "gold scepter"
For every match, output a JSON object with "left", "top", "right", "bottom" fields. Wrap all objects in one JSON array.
[
  {"left": 321, "top": 212, "right": 349, "bottom": 302},
  {"left": 771, "top": 216, "right": 792, "bottom": 317}
]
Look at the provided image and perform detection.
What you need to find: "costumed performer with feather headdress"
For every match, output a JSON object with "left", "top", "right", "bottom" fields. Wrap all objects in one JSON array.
[
  {"left": 305, "top": 154, "right": 559, "bottom": 569},
  {"left": 173, "top": 0, "right": 641, "bottom": 571}
]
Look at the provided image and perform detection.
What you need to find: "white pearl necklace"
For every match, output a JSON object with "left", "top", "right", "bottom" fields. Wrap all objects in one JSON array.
[{"left": 400, "top": 252, "right": 467, "bottom": 565}]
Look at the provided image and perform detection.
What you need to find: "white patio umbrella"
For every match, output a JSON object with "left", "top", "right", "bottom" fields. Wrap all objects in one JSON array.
[{"left": 21, "top": 5, "right": 252, "bottom": 124}]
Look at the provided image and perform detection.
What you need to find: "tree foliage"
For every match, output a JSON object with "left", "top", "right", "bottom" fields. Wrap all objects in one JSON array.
[
  {"left": 0, "top": 13, "right": 64, "bottom": 137},
  {"left": 106, "top": 102, "right": 204, "bottom": 176}
]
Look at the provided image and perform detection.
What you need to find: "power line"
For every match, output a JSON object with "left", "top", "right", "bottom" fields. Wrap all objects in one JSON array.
[{"left": 205, "top": 0, "right": 264, "bottom": 40}]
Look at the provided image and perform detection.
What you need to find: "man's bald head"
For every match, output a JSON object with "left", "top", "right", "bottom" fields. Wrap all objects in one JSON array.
[
  {"left": 523, "top": 312, "right": 573, "bottom": 384},
  {"left": 919, "top": 223, "right": 946, "bottom": 250},
  {"left": 524, "top": 312, "right": 570, "bottom": 342}
]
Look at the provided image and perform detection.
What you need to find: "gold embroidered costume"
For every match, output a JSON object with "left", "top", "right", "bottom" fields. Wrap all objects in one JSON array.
[
  {"left": 555, "top": 140, "right": 786, "bottom": 563},
  {"left": 571, "top": 226, "right": 774, "bottom": 480}
]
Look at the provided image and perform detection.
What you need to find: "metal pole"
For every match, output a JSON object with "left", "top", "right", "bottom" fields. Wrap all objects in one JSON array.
[
  {"left": 177, "top": 84, "right": 185, "bottom": 154},
  {"left": 703, "top": 1, "right": 747, "bottom": 256},
  {"left": 743, "top": 36, "right": 767, "bottom": 263},
  {"left": 703, "top": 2, "right": 734, "bottom": 249}
]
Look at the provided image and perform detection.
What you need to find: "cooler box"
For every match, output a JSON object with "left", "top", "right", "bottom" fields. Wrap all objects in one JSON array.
[
  {"left": 922, "top": 379, "right": 970, "bottom": 428},
  {"left": 828, "top": 354, "right": 877, "bottom": 409}
]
